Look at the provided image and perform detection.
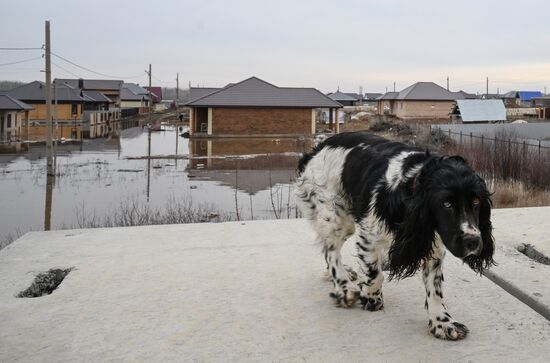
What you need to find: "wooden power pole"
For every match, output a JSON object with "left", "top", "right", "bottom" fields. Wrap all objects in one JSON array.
[
  {"left": 486, "top": 77, "right": 489, "bottom": 96},
  {"left": 446, "top": 76, "right": 449, "bottom": 91},
  {"left": 147, "top": 64, "right": 152, "bottom": 125},
  {"left": 45, "top": 20, "right": 54, "bottom": 176},
  {"left": 176, "top": 72, "right": 179, "bottom": 108}
]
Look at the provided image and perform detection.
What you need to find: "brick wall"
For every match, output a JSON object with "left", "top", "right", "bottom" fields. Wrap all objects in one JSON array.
[
  {"left": 394, "top": 100, "right": 455, "bottom": 120},
  {"left": 211, "top": 108, "right": 312, "bottom": 135}
]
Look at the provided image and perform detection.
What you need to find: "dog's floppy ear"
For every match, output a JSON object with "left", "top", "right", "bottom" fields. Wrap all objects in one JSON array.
[
  {"left": 388, "top": 193, "right": 435, "bottom": 280},
  {"left": 388, "top": 157, "right": 438, "bottom": 280},
  {"left": 464, "top": 177, "right": 496, "bottom": 273}
]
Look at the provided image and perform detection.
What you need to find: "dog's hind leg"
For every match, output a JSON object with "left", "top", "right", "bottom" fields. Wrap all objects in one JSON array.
[
  {"left": 355, "top": 228, "right": 385, "bottom": 311},
  {"left": 422, "top": 243, "right": 469, "bottom": 340},
  {"left": 316, "top": 203, "right": 359, "bottom": 307}
]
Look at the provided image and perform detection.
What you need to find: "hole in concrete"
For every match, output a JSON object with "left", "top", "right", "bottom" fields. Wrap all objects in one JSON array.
[
  {"left": 517, "top": 244, "right": 550, "bottom": 266},
  {"left": 17, "top": 268, "right": 74, "bottom": 298}
]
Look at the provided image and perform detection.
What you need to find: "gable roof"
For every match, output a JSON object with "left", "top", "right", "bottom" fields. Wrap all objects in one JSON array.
[
  {"left": 145, "top": 87, "right": 162, "bottom": 102},
  {"left": 4, "top": 81, "right": 85, "bottom": 102},
  {"left": 396, "top": 82, "right": 458, "bottom": 100},
  {"left": 453, "top": 90, "right": 477, "bottom": 99},
  {"left": 186, "top": 77, "right": 342, "bottom": 108},
  {"left": 456, "top": 99, "right": 506, "bottom": 122},
  {"left": 328, "top": 91, "right": 357, "bottom": 102},
  {"left": 120, "top": 88, "right": 149, "bottom": 101},
  {"left": 0, "top": 94, "right": 33, "bottom": 110},
  {"left": 55, "top": 78, "right": 123, "bottom": 91}
]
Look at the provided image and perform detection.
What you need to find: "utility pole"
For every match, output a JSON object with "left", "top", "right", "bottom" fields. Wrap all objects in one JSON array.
[
  {"left": 545, "top": 86, "right": 547, "bottom": 95},
  {"left": 45, "top": 20, "right": 54, "bottom": 176},
  {"left": 446, "top": 76, "right": 449, "bottom": 91},
  {"left": 176, "top": 72, "right": 179, "bottom": 108},
  {"left": 145, "top": 64, "right": 152, "bottom": 126},
  {"left": 393, "top": 82, "right": 396, "bottom": 92},
  {"left": 486, "top": 77, "right": 489, "bottom": 96}
]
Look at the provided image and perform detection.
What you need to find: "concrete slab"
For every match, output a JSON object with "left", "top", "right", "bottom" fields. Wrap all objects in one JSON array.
[
  {"left": 486, "top": 207, "right": 550, "bottom": 320},
  {"left": 1, "top": 218, "right": 550, "bottom": 362}
]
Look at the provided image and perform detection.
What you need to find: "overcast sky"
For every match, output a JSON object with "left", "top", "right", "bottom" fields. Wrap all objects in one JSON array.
[{"left": 1, "top": 0, "right": 549, "bottom": 94}]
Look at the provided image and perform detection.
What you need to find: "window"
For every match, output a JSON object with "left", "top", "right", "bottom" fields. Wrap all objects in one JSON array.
[
  {"left": 71, "top": 104, "right": 78, "bottom": 115},
  {"left": 7, "top": 114, "right": 11, "bottom": 128}
]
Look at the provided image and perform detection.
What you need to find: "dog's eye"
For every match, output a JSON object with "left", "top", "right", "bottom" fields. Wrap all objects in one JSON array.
[
  {"left": 472, "top": 198, "right": 480, "bottom": 206},
  {"left": 442, "top": 201, "right": 452, "bottom": 208}
]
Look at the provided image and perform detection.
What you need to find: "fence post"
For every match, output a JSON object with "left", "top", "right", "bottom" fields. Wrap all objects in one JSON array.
[
  {"left": 448, "top": 129, "right": 451, "bottom": 138},
  {"left": 481, "top": 134, "right": 484, "bottom": 149},
  {"left": 539, "top": 140, "right": 542, "bottom": 157},
  {"left": 523, "top": 141, "right": 526, "bottom": 164},
  {"left": 470, "top": 132, "right": 473, "bottom": 147},
  {"left": 460, "top": 131, "right": 463, "bottom": 145}
]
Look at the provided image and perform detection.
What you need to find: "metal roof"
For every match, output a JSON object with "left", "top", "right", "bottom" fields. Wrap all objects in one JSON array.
[
  {"left": 82, "top": 91, "right": 112, "bottom": 103},
  {"left": 376, "top": 92, "right": 398, "bottom": 100},
  {"left": 456, "top": 99, "right": 506, "bottom": 122},
  {"left": 518, "top": 91, "right": 542, "bottom": 101},
  {"left": 120, "top": 87, "right": 149, "bottom": 101},
  {"left": 364, "top": 93, "right": 383, "bottom": 100},
  {"left": 396, "top": 82, "right": 457, "bottom": 100},
  {"left": 122, "top": 83, "right": 149, "bottom": 95},
  {"left": 186, "top": 77, "right": 342, "bottom": 108},
  {"left": 328, "top": 91, "right": 357, "bottom": 102},
  {"left": 4, "top": 81, "right": 86, "bottom": 102},
  {"left": 189, "top": 87, "right": 221, "bottom": 102},
  {"left": 56, "top": 78, "right": 123, "bottom": 91},
  {"left": 0, "top": 94, "right": 33, "bottom": 110}
]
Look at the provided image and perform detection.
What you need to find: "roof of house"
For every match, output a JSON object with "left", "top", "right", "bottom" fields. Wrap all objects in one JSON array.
[
  {"left": 189, "top": 87, "right": 222, "bottom": 102},
  {"left": 518, "top": 91, "right": 543, "bottom": 101},
  {"left": 186, "top": 77, "right": 342, "bottom": 108},
  {"left": 396, "top": 82, "right": 458, "bottom": 100},
  {"left": 328, "top": 91, "right": 357, "bottom": 102},
  {"left": 0, "top": 94, "right": 33, "bottom": 110},
  {"left": 82, "top": 91, "right": 113, "bottom": 103},
  {"left": 456, "top": 99, "right": 506, "bottom": 122},
  {"left": 120, "top": 87, "right": 149, "bottom": 101},
  {"left": 481, "top": 93, "right": 503, "bottom": 100},
  {"left": 453, "top": 90, "right": 477, "bottom": 99},
  {"left": 145, "top": 87, "right": 162, "bottom": 102},
  {"left": 55, "top": 79, "right": 123, "bottom": 91},
  {"left": 122, "top": 83, "right": 149, "bottom": 95},
  {"left": 376, "top": 92, "right": 398, "bottom": 100},
  {"left": 3, "top": 81, "right": 85, "bottom": 102},
  {"left": 364, "top": 93, "right": 383, "bottom": 100}
]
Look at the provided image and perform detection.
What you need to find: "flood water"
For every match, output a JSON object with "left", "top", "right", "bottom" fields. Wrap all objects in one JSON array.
[{"left": 0, "top": 127, "right": 313, "bottom": 246}]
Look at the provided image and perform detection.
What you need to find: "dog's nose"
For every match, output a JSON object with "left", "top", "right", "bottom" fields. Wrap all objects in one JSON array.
[{"left": 463, "top": 236, "right": 481, "bottom": 254}]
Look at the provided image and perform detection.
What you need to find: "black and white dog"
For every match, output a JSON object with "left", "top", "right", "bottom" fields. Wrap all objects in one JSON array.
[{"left": 296, "top": 132, "right": 495, "bottom": 340}]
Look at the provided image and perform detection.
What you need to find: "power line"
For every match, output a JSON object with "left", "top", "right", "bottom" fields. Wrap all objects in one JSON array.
[
  {"left": 0, "top": 47, "right": 42, "bottom": 50},
  {"left": 51, "top": 51, "right": 145, "bottom": 79},
  {"left": 0, "top": 56, "right": 43, "bottom": 67},
  {"left": 51, "top": 61, "right": 81, "bottom": 78}
]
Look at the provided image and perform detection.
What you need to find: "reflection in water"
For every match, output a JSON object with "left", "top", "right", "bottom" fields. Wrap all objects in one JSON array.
[
  {"left": 0, "top": 128, "right": 316, "bottom": 246},
  {"left": 44, "top": 174, "right": 54, "bottom": 231},
  {"left": 187, "top": 138, "right": 313, "bottom": 194}
]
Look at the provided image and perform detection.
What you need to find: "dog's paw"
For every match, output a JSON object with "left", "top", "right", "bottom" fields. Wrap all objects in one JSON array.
[
  {"left": 330, "top": 290, "right": 359, "bottom": 308},
  {"left": 360, "top": 291, "right": 384, "bottom": 311},
  {"left": 428, "top": 315, "right": 469, "bottom": 340}
]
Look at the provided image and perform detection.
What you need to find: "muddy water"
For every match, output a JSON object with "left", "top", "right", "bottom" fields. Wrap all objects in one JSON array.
[{"left": 0, "top": 127, "right": 313, "bottom": 245}]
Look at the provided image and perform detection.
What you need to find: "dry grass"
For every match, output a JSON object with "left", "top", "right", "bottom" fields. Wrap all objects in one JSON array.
[{"left": 489, "top": 180, "right": 550, "bottom": 209}]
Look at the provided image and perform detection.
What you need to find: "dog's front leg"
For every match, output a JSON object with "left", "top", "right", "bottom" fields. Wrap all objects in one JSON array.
[{"left": 422, "top": 248, "right": 468, "bottom": 340}]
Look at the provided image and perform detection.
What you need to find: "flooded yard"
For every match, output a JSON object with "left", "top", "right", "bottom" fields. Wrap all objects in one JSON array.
[{"left": 0, "top": 127, "right": 313, "bottom": 247}]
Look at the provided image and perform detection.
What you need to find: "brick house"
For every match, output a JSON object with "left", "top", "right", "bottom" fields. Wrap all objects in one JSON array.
[
  {"left": 186, "top": 77, "right": 341, "bottom": 137},
  {"left": 378, "top": 82, "right": 461, "bottom": 121},
  {"left": 0, "top": 95, "right": 33, "bottom": 142}
]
